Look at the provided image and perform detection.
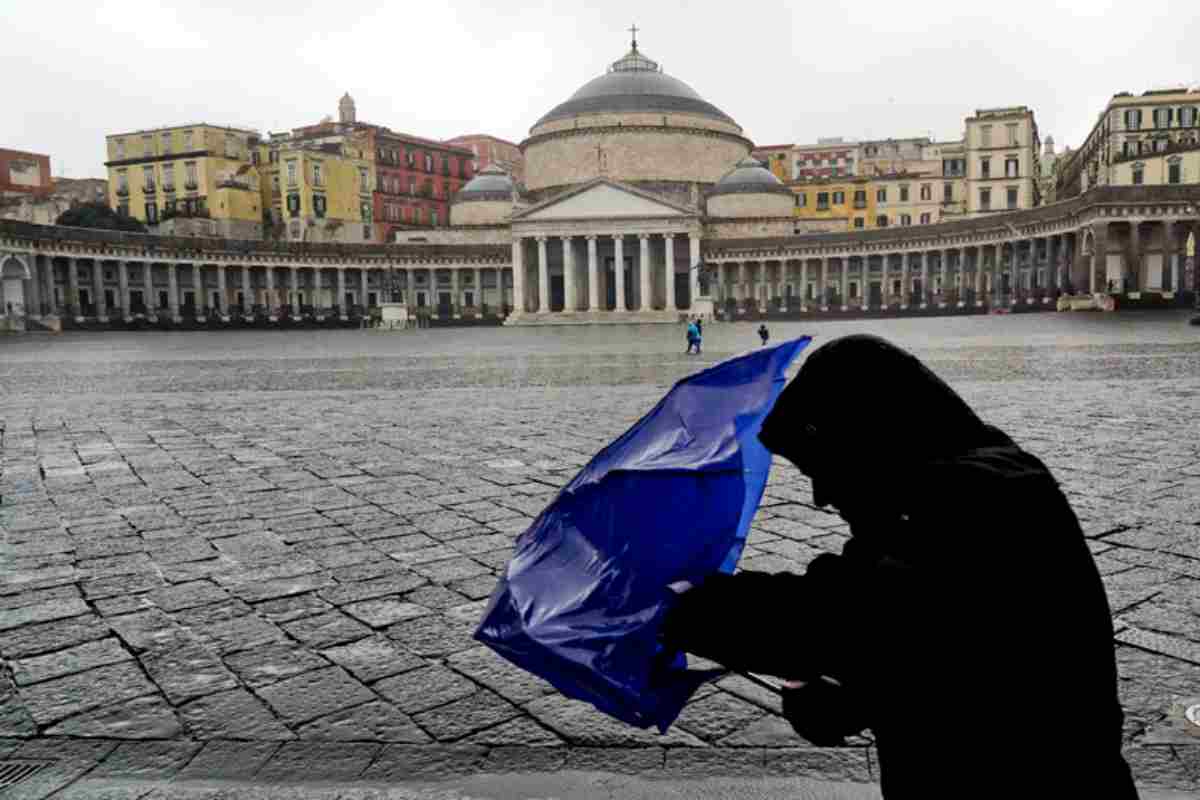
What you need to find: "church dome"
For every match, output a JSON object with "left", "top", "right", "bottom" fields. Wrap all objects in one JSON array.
[
  {"left": 708, "top": 157, "right": 792, "bottom": 196},
  {"left": 534, "top": 44, "right": 737, "bottom": 128},
  {"left": 454, "top": 164, "right": 513, "bottom": 201}
]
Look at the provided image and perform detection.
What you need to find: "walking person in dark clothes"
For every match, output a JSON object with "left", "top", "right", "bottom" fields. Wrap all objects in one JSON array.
[
  {"left": 757, "top": 323, "right": 769, "bottom": 346},
  {"left": 663, "top": 334, "right": 1137, "bottom": 799}
]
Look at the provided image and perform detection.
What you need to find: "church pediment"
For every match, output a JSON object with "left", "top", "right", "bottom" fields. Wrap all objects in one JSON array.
[{"left": 513, "top": 180, "right": 695, "bottom": 221}]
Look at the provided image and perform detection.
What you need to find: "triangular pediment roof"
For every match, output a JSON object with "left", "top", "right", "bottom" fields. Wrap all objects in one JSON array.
[{"left": 512, "top": 178, "right": 698, "bottom": 221}]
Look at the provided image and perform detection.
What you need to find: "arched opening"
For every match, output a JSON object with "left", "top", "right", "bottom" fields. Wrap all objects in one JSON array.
[{"left": 1, "top": 255, "right": 30, "bottom": 319}]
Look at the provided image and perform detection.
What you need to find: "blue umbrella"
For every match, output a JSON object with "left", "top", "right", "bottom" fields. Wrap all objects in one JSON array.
[{"left": 475, "top": 337, "right": 812, "bottom": 732}]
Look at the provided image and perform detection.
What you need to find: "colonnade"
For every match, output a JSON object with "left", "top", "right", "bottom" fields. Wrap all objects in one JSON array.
[
  {"left": 511, "top": 231, "right": 702, "bottom": 315},
  {"left": 22, "top": 258, "right": 511, "bottom": 322}
]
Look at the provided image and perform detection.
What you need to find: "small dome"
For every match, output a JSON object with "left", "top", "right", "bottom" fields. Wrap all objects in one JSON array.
[
  {"left": 708, "top": 157, "right": 792, "bottom": 196},
  {"left": 455, "top": 164, "right": 513, "bottom": 201}
]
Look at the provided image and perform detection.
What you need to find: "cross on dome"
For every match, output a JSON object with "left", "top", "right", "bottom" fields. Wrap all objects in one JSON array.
[{"left": 629, "top": 24, "right": 639, "bottom": 50}]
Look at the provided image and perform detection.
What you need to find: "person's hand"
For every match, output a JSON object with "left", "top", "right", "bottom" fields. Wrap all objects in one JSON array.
[{"left": 781, "top": 678, "right": 869, "bottom": 747}]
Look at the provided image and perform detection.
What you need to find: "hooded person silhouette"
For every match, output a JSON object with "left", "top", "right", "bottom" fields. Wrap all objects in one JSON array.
[{"left": 662, "top": 334, "right": 1136, "bottom": 798}]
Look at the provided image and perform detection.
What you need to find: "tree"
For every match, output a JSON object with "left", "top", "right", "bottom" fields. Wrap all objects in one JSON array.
[{"left": 55, "top": 202, "right": 146, "bottom": 233}]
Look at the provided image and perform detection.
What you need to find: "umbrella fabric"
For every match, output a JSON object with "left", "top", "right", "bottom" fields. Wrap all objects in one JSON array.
[{"left": 475, "top": 338, "right": 811, "bottom": 732}]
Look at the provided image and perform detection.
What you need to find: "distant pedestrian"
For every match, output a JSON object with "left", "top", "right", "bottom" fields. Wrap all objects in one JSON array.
[
  {"left": 685, "top": 320, "right": 701, "bottom": 355},
  {"left": 757, "top": 323, "right": 769, "bottom": 346},
  {"left": 695, "top": 317, "right": 703, "bottom": 338}
]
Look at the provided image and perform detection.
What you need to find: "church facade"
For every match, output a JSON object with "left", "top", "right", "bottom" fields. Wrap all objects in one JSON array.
[{"left": 1, "top": 39, "right": 1198, "bottom": 331}]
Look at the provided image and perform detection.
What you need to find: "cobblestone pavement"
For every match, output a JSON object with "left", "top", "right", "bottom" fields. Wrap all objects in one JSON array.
[{"left": 1, "top": 313, "right": 1198, "bottom": 796}]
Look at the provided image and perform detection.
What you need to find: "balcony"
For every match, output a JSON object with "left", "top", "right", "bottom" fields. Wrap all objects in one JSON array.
[
  {"left": 115, "top": 187, "right": 129, "bottom": 198},
  {"left": 853, "top": 201, "right": 867, "bottom": 209},
  {"left": 184, "top": 181, "right": 198, "bottom": 191},
  {"left": 163, "top": 184, "right": 176, "bottom": 194},
  {"left": 143, "top": 183, "right": 156, "bottom": 195}
]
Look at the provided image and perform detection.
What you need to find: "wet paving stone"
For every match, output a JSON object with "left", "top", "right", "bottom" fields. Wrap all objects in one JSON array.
[{"left": 0, "top": 319, "right": 1198, "bottom": 789}]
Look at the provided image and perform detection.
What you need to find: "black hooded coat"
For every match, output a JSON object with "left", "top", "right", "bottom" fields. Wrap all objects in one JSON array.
[{"left": 662, "top": 335, "right": 1137, "bottom": 798}]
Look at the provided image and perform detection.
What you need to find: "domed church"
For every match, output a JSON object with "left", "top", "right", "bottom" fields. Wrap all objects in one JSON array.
[{"left": 407, "top": 32, "right": 795, "bottom": 324}]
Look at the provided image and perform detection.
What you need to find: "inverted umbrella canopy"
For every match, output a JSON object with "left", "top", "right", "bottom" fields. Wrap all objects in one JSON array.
[{"left": 475, "top": 338, "right": 812, "bottom": 731}]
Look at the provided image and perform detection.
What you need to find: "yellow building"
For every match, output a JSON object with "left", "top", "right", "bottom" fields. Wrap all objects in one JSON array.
[
  {"left": 104, "top": 124, "right": 264, "bottom": 238},
  {"left": 258, "top": 133, "right": 375, "bottom": 243},
  {"left": 869, "top": 172, "right": 958, "bottom": 228},
  {"left": 789, "top": 176, "right": 875, "bottom": 231}
]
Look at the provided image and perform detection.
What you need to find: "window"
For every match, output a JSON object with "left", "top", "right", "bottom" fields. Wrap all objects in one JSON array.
[
  {"left": 1006, "top": 123, "right": 1018, "bottom": 146},
  {"left": 408, "top": 178, "right": 416, "bottom": 195},
  {"left": 899, "top": 185, "right": 909, "bottom": 202},
  {"left": 184, "top": 130, "right": 193, "bottom": 150},
  {"left": 853, "top": 217, "right": 864, "bottom": 229},
  {"left": 920, "top": 212, "right": 931, "bottom": 224},
  {"left": 162, "top": 163, "right": 174, "bottom": 191},
  {"left": 1005, "top": 157, "right": 1019, "bottom": 178},
  {"left": 1168, "top": 157, "right": 1182, "bottom": 184},
  {"left": 980, "top": 125, "right": 992, "bottom": 147},
  {"left": 145, "top": 202, "right": 158, "bottom": 223},
  {"left": 424, "top": 153, "right": 433, "bottom": 172},
  {"left": 1153, "top": 107, "right": 1173, "bottom": 128},
  {"left": 413, "top": 207, "right": 421, "bottom": 224},
  {"left": 313, "top": 194, "right": 327, "bottom": 218},
  {"left": 817, "top": 192, "right": 829, "bottom": 210},
  {"left": 361, "top": 202, "right": 372, "bottom": 222},
  {"left": 286, "top": 160, "right": 297, "bottom": 187},
  {"left": 271, "top": 174, "right": 280, "bottom": 194},
  {"left": 161, "top": 132, "right": 171, "bottom": 153},
  {"left": 877, "top": 188, "right": 887, "bottom": 202},
  {"left": 795, "top": 193, "right": 806, "bottom": 207},
  {"left": 142, "top": 134, "right": 152, "bottom": 156},
  {"left": 1131, "top": 163, "right": 1144, "bottom": 185},
  {"left": 1007, "top": 187, "right": 1018, "bottom": 209},
  {"left": 142, "top": 165, "right": 155, "bottom": 192},
  {"left": 431, "top": 209, "right": 439, "bottom": 226},
  {"left": 980, "top": 188, "right": 991, "bottom": 211},
  {"left": 115, "top": 138, "right": 125, "bottom": 158},
  {"left": 919, "top": 184, "right": 931, "bottom": 201},
  {"left": 876, "top": 215, "right": 888, "bottom": 227},
  {"left": 1124, "top": 109, "right": 1142, "bottom": 130},
  {"left": 287, "top": 193, "right": 300, "bottom": 217},
  {"left": 225, "top": 134, "right": 238, "bottom": 159},
  {"left": 980, "top": 158, "right": 991, "bottom": 179},
  {"left": 116, "top": 169, "right": 128, "bottom": 193},
  {"left": 853, "top": 190, "right": 866, "bottom": 208},
  {"left": 1181, "top": 107, "right": 1198, "bottom": 127},
  {"left": 900, "top": 214, "right": 912, "bottom": 226},
  {"left": 312, "top": 163, "right": 323, "bottom": 187},
  {"left": 441, "top": 156, "right": 450, "bottom": 176},
  {"left": 359, "top": 167, "right": 369, "bottom": 193},
  {"left": 832, "top": 191, "right": 845, "bottom": 205}
]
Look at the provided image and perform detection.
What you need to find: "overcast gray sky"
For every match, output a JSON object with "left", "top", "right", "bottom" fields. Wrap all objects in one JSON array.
[{"left": 4, "top": 0, "right": 1198, "bottom": 178}]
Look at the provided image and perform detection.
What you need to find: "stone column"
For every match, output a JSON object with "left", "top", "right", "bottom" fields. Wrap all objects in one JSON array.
[
  {"left": 314, "top": 268, "right": 326, "bottom": 317},
  {"left": 664, "top": 234, "right": 677, "bottom": 311},
  {"left": 799, "top": 260, "right": 809, "bottom": 310},
  {"left": 90, "top": 260, "right": 107, "bottom": 321},
  {"left": 688, "top": 233, "right": 701, "bottom": 305},
  {"left": 878, "top": 256, "right": 888, "bottom": 309},
  {"left": 919, "top": 252, "right": 929, "bottom": 308},
  {"left": 636, "top": 234, "right": 651, "bottom": 312},
  {"left": 938, "top": 249, "right": 948, "bottom": 307},
  {"left": 1163, "top": 222, "right": 1176, "bottom": 292},
  {"left": 737, "top": 262, "right": 747, "bottom": 312},
  {"left": 1092, "top": 225, "right": 1106, "bottom": 294},
  {"left": 839, "top": 259, "right": 849, "bottom": 310},
  {"left": 1024, "top": 238, "right": 1036, "bottom": 303},
  {"left": 562, "top": 237, "right": 576, "bottom": 313},
  {"left": 975, "top": 248, "right": 985, "bottom": 305},
  {"left": 778, "top": 262, "right": 788, "bottom": 312},
  {"left": 340, "top": 268, "right": 350, "bottom": 319},
  {"left": 24, "top": 256, "right": 41, "bottom": 317},
  {"left": 187, "top": 263, "right": 200, "bottom": 320},
  {"left": 406, "top": 268, "right": 415, "bottom": 307},
  {"left": 901, "top": 253, "right": 911, "bottom": 309},
  {"left": 472, "top": 267, "right": 481, "bottom": 311},
  {"left": 613, "top": 235, "right": 627, "bottom": 312},
  {"left": 586, "top": 236, "right": 599, "bottom": 311},
  {"left": 66, "top": 257, "right": 80, "bottom": 320},
  {"left": 535, "top": 237, "right": 549, "bottom": 312},
  {"left": 266, "top": 267, "right": 277, "bottom": 319},
  {"left": 820, "top": 257, "right": 829, "bottom": 310},
  {"left": 290, "top": 267, "right": 300, "bottom": 315},
  {"left": 168, "top": 263, "right": 180, "bottom": 322},
  {"left": 215, "top": 264, "right": 227, "bottom": 319},
  {"left": 511, "top": 238, "right": 525, "bottom": 315},
  {"left": 1128, "top": 222, "right": 1141, "bottom": 293},
  {"left": 860, "top": 259, "right": 870, "bottom": 310}
]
